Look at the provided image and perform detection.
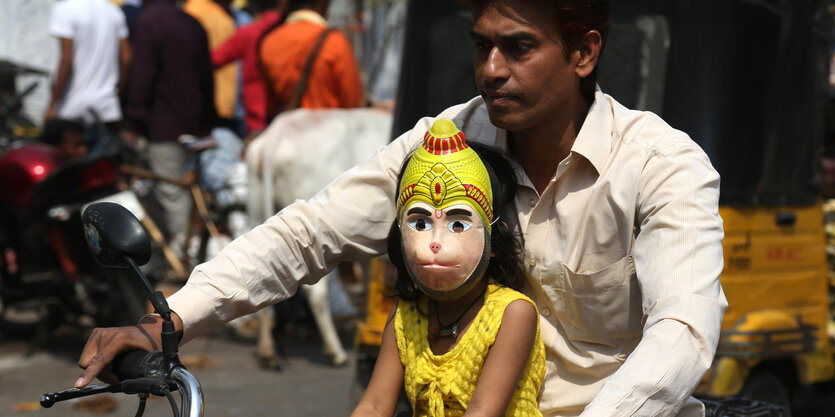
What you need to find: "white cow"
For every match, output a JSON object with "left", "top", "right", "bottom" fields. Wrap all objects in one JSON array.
[{"left": 245, "top": 108, "right": 393, "bottom": 367}]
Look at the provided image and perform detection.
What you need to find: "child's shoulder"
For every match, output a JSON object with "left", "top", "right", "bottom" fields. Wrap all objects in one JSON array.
[{"left": 487, "top": 283, "right": 535, "bottom": 306}]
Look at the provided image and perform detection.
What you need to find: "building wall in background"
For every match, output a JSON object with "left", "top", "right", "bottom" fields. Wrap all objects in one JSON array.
[{"left": 0, "top": 0, "right": 58, "bottom": 127}]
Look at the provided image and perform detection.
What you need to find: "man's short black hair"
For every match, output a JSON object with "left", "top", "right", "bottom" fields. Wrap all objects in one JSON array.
[{"left": 473, "top": 0, "right": 611, "bottom": 102}]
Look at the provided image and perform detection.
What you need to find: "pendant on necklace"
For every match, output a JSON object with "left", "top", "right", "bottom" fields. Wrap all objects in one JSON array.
[{"left": 439, "top": 323, "right": 459, "bottom": 338}]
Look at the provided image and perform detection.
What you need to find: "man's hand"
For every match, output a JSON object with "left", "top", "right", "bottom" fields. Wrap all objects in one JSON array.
[
  {"left": 43, "top": 104, "right": 58, "bottom": 123},
  {"left": 76, "top": 313, "right": 183, "bottom": 388}
]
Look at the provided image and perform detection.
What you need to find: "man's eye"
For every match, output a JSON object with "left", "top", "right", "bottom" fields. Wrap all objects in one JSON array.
[
  {"left": 408, "top": 218, "right": 432, "bottom": 231},
  {"left": 510, "top": 42, "right": 532, "bottom": 53},
  {"left": 448, "top": 220, "right": 471, "bottom": 233},
  {"left": 473, "top": 40, "right": 491, "bottom": 51}
]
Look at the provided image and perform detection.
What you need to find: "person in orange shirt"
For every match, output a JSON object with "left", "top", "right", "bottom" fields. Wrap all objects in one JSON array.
[
  {"left": 184, "top": 0, "right": 239, "bottom": 123},
  {"left": 258, "top": 0, "right": 364, "bottom": 121}
]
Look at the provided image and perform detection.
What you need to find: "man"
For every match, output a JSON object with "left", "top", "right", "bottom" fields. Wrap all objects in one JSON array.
[
  {"left": 77, "top": 1, "right": 727, "bottom": 416},
  {"left": 45, "top": 0, "right": 130, "bottom": 130},
  {"left": 122, "top": 0, "right": 217, "bottom": 244},
  {"left": 258, "top": 0, "right": 364, "bottom": 118}
]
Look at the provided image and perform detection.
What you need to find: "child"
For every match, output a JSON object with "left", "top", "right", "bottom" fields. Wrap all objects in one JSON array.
[
  {"left": 352, "top": 118, "right": 545, "bottom": 416},
  {"left": 39, "top": 118, "right": 88, "bottom": 161}
]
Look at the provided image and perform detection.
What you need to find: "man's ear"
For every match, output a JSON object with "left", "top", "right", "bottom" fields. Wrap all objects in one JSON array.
[{"left": 572, "top": 30, "right": 602, "bottom": 79}]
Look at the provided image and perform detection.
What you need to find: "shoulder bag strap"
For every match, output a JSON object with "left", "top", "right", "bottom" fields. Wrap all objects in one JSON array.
[{"left": 285, "top": 27, "right": 335, "bottom": 112}]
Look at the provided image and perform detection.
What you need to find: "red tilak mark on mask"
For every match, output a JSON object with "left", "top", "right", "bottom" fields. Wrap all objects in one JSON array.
[{"left": 435, "top": 209, "right": 443, "bottom": 219}]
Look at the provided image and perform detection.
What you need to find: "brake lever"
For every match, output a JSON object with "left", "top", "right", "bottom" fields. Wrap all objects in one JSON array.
[
  {"left": 41, "top": 376, "right": 178, "bottom": 408},
  {"left": 40, "top": 383, "right": 124, "bottom": 408}
]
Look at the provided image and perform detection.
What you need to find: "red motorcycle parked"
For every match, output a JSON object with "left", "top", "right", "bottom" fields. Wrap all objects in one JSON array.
[{"left": 0, "top": 141, "right": 148, "bottom": 334}]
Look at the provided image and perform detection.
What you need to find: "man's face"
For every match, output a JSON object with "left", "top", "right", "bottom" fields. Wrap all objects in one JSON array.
[
  {"left": 472, "top": 0, "right": 580, "bottom": 132},
  {"left": 400, "top": 202, "right": 486, "bottom": 293}
]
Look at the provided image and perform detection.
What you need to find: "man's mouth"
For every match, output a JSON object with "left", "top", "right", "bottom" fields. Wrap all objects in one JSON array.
[{"left": 482, "top": 91, "right": 516, "bottom": 104}]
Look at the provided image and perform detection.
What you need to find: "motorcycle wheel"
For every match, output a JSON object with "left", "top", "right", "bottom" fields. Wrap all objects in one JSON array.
[{"left": 739, "top": 368, "right": 794, "bottom": 417}]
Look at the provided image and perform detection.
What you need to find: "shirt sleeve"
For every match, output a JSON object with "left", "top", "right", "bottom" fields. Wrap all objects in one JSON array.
[
  {"left": 581, "top": 140, "right": 727, "bottom": 416},
  {"left": 211, "top": 27, "right": 247, "bottom": 68},
  {"left": 115, "top": 7, "right": 129, "bottom": 40},
  {"left": 49, "top": 3, "right": 74, "bottom": 39},
  {"left": 167, "top": 118, "right": 430, "bottom": 341}
]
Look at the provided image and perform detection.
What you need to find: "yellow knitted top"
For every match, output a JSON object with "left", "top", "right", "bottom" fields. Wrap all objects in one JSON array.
[{"left": 395, "top": 282, "right": 545, "bottom": 417}]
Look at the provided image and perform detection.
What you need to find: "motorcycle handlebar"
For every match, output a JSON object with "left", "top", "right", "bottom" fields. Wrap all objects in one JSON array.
[
  {"left": 41, "top": 350, "right": 203, "bottom": 417},
  {"left": 112, "top": 350, "right": 159, "bottom": 380}
]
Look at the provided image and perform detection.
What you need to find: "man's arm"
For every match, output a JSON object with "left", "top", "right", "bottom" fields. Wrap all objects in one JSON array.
[
  {"left": 73, "top": 98, "right": 485, "bottom": 387},
  {"left": 45, "top": 37, "right": 73, "bottom": 121},
  {"left": 118, "top": 38, "right": 132, "bottom": 98},
  {"left": 75, "top": 125, "right": 415, "bottom": 386},
  {"left": 582, "top": 142, "right": 727, "bottom": 417},
  {"left": 166, "top": 121, "right": 418, "bottom": 340},
  {"left": 211, "top": 28, "right": 247, "bottom": 68}
]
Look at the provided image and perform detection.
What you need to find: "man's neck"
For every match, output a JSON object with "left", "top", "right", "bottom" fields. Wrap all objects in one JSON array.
[{"left": 509, "top": 97, "right": 591, "bottom": 195}]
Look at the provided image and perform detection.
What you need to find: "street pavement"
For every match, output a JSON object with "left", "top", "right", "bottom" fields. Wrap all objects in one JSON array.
[
  {"left": 0, "top": 324, "right": 357, "bottom": 417},
  {"left": 2, "top": 320, "right": 835, "bottom": 417}
]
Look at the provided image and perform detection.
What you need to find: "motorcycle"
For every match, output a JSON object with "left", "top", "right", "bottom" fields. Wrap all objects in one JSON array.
[{"left": 0, "top": 140, "right": 149, "bottom": 333}]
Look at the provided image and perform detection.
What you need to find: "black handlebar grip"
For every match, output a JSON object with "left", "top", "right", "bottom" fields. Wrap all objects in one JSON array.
[{"left": 112, "top": 350, "right": 154, "bottom": 380}]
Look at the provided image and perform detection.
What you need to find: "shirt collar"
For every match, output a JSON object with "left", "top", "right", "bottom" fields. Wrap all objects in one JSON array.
[
  {"left": 569, "top": 86, "right": 613, "bottom": 175},
  {"left": 286, "top": 10, "right": 328, "bottom": 26},
  {"left": 486, "top": 87, "right": 613, "bottom": 176}
]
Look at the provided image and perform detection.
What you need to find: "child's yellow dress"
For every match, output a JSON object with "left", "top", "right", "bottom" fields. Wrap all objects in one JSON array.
[{"left": 395, "top": 282, "right": 545, "bottom": 417}]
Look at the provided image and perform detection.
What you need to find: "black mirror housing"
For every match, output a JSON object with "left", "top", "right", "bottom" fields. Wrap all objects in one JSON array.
[{"left": 83, "top": 202, "right": 152, "bottom": 267}]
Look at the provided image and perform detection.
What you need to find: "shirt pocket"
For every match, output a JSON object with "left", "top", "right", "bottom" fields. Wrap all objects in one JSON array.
[{"left": 547, "top": 256, "right": 643, "bottom": 344}]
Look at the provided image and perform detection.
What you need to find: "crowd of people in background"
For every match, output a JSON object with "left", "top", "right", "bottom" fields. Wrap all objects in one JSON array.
[{"left": 42, "top": 0, "right": 367, "bottom": 245}]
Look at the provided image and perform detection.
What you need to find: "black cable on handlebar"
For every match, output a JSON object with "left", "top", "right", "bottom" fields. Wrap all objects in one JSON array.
[
  {"left": 163, "top": 388, "right": 180, "bottom": 417},
  {"left": 134, "top": 394, "right": 147, "bottom": 417}
]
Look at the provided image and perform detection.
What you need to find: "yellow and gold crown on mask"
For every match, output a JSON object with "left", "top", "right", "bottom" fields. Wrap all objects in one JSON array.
[{"left": 396, "top": 118, "right": 493, "bottom": 231}]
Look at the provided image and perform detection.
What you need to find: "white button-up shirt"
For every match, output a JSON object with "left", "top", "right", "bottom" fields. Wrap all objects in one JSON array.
[{"left": 169, "top": 89, "right": 727, "bottom": 416}]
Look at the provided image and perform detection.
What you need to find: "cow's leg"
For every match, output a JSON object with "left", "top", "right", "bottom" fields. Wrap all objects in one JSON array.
[
  {"left": 303, "top": 270, "right": 348, "bottom": 366},
  {"left": 254, "top": 308, "right": 279, "bottom": 369}
]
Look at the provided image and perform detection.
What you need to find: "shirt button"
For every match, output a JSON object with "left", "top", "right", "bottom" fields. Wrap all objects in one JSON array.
[
  {"left": 529, "top": 198, "right": 536, "bottom": 207},
  {"left": 542, "top": 308, "right": 551, "bottom": 317},
  {"left": 529, "top": 259, "right": 537, "bottom": 267}
]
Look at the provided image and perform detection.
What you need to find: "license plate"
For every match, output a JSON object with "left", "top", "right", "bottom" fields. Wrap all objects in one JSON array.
[{"left": 83, "top": 190, "right": 147, "bottom": 221}]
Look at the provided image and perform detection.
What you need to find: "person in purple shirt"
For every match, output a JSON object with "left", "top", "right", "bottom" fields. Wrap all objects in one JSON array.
[{"left": 123, "top": 0, "right": 218, "bottom": 247}]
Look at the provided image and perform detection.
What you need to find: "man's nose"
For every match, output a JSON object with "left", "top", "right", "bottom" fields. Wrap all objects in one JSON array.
[
  {"left": 482, "top": 47, "right": 510, "bottom": 82},
  {"left": 430, "top": 242, "right": 442, "bottom": 253}
]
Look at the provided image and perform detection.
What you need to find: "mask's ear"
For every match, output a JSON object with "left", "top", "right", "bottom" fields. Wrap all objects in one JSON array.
[{"left": 572, "top": 29, "right": 603, "bottom": 79}]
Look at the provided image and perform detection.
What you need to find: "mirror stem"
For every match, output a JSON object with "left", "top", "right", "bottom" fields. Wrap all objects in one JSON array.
[
  {"left": 123, "top": 256, "right": 181, "bottom": 364},
  {"left": 125, "top": 256, "right": 155, "bottom": 295}
]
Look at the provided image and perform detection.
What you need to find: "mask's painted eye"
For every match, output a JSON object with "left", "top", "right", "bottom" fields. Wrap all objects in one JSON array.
[
  {"left": 449, "top": 220, "right": 471, "bottom": 233},
  {"left": 408, "top": 218, "right": 432, "bottom": 231}
]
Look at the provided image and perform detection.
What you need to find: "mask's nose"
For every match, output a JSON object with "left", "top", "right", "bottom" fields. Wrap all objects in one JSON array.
[{"left": 429, "top": 242, "right": 442, "bottom": 253}]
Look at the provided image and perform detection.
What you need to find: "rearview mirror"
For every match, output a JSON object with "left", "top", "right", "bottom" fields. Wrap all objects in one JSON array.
[{"left": 82, "top": 202, "right": 151, "bottom": 268}]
